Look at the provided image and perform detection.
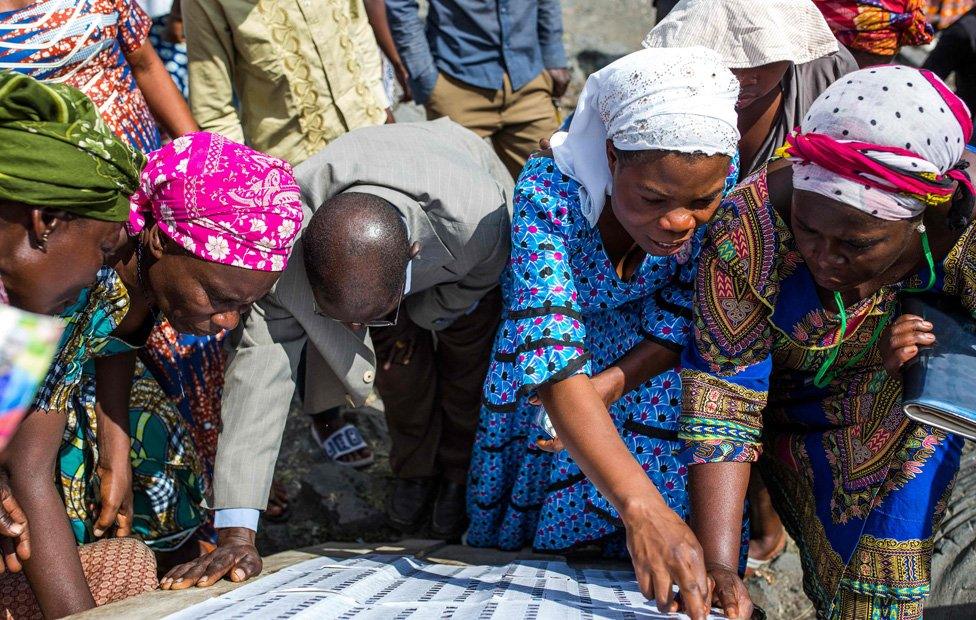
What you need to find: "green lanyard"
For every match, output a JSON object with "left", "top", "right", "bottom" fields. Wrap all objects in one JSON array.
[{"left": 812, "top": 228, "right": 936, "bottom": 389}]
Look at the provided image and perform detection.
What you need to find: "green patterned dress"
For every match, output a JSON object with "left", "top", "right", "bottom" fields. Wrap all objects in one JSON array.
[{"left": 32, "top": 267, "right": 206, "bottom": 550}]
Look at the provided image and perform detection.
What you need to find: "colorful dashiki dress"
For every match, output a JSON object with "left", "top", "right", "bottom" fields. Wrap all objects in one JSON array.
[
  {"left": 680, "top": 166, "right": 973, "bottom": 619},
  {"left": 32, "top": 267, "right": 206, "bottom": 551},
  {"left": 466, "top": 153, "right": 740, "bottom": 556},
  {"left": 0, "top": 0, "right": 161, "bottom": 153}
]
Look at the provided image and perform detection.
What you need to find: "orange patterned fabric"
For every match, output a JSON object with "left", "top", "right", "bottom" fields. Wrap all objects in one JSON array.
[
  {"left": 927, "top": 0, "right": 975, "bottom": 29},
  {"left": 0, "top": 538, "right": 158, "bottom": 619},
  {"left": 814, "top": 0, "right": 933, "bottom": 57}
]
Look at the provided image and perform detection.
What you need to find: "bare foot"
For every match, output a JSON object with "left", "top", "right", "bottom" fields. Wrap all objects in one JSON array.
[
  {"left": 309, "top": 409, "right": 373, "bottom": 466},
  {"left": 746, "top": 467, "right": 787, "bottom": 576},
  {"left": 748, "top": 527, "right": 787, "bottom": 562},
  {"left": 265, "top": 479, "right": 290, "bottom": 521}
]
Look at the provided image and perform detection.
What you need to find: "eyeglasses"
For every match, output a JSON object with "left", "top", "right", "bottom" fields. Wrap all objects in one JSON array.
[{"left": 313, "top": 261, "right": 411, "bottom": 329}]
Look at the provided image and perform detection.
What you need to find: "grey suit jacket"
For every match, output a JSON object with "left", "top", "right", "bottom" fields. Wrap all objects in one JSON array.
[{"left": 214, "top": 119, "right": 513, "bottom": 509}]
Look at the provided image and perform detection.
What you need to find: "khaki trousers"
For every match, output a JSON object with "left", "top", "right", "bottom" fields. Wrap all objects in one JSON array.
[
  {"left": 370, "top": 287, "right": 502, "bottom": 484},
  {"left": 425, "top": 71, "right": 559, "bottom": 179}
]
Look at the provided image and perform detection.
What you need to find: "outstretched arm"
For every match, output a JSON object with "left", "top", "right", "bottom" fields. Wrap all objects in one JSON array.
[
  {"left": 689, "top": 462, "right": 752, "bottom": 618},
  {"left": 539, "top": 375, "right": 712, "bottom": 620},
  {"left": 5, "top": 409, "right": 94, "bottom": 617},
  {"left": 163, "top": 293, "right": 302, "bottom": 589}
]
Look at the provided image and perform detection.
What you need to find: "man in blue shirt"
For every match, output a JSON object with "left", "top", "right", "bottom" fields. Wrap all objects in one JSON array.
[{"left": 386, "top": 0, "right": 570, "bottom": 178}]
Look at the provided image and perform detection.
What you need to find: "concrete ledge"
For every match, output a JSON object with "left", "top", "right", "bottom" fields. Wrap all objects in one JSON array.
[
  {"left": 68, "top": 539, "right": 597, "bottom": 619},
  {"left": 69, "top": 539, "right": 432, "bottom": 619}
]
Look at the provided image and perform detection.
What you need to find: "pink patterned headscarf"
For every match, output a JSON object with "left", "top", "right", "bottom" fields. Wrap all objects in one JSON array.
[{"left": 129, "top": 132, "right": 304, "bottom": 272}]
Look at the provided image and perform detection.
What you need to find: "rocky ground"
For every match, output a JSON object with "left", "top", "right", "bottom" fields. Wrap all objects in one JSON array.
[{"left": 258, "top": 3, "right": 974, "bottom": 618}]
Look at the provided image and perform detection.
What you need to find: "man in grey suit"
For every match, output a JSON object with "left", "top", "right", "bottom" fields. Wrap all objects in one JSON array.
[{"left": 160, "top": 118, "right": 513, "bottom": 589}]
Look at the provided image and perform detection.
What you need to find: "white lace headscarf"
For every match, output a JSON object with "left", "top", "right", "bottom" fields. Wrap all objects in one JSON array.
[
  {"left": 642, "top": 0, "right": 838, "bottom": 69},
  {"left": 551, "top": 47, "right": 739, "bottom": 227}
]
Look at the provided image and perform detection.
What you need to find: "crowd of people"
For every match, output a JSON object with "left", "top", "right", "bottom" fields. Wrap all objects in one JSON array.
[{"left": 1, "top": 0, "right": 975, "bottom": 619}]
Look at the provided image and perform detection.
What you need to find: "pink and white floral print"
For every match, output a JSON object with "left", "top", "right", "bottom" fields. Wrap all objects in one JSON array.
[{"left": 129, "top": 132, "right": 304, "bottom": 272}]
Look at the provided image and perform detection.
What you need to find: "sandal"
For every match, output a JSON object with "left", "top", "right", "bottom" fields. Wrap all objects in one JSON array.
[{"left": 312, "top": 422, "right": 375, "bottom": 469}]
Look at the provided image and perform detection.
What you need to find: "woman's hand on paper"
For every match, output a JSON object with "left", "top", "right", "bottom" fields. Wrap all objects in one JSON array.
[
  {"left": 622, "top": 498, "right": 712, "bottom": 620},
  {"left": 707, "top": 564, "right": 753, "bottom": 620}
]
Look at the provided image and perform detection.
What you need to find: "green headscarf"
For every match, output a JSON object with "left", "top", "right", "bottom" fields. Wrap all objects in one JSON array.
[{"left": 0, "top": 71, "right": 145, "bottom": 222}]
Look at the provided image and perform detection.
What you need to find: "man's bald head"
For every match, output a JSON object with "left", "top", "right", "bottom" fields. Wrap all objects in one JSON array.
[{"left": 303, "top": 192, "right": 409, "bottom": 323}]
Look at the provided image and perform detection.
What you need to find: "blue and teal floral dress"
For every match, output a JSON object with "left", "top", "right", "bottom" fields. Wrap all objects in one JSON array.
[{"left": 466, "top": 153, "right": 739, "bottom": 555}]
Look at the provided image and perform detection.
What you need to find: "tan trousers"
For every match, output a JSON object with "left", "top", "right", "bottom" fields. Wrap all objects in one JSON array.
[{"left": 425, "top": 71, "right": 559, "bottom": 179}]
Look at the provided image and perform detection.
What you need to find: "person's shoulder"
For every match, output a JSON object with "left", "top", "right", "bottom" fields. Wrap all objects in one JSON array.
[
  {"left": 707, "top": 166, "right": 797, "bottom": 285},
  {"left": 942, "top": 214, "right": 976, "bottom": 306},
  {"left": 516, "top": 153, "right": 579, "bottom": 190},
  {"left": 713, "top": 167, "right": 773, "bottom": 222},
  {"left": 797, "top": 44, "right": 858, "bottom": 84},
  {"left": 515, "top": 154, "right": 580, "bottom": 206},
  {"left": 512, "top": 154, "right": 584, "bottom": 229}
]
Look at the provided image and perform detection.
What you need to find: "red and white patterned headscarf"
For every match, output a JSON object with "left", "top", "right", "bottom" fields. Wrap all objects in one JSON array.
[{"left": 129, "top": 132, "right": 303, "bottom": 272}]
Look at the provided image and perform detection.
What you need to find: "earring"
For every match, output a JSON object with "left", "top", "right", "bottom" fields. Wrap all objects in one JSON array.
[
  {"left": 39, "top": 230, "right": 50, "bottom": 250},
  {"left": 916, "top": 223, "right": 926, "bottom": 234}
]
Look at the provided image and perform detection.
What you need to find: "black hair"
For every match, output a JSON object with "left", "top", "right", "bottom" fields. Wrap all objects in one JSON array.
[
  {"left": 613, "top": 147, "right": 720, "bottom": 168},
  {"left": 303, "top": 192, "right": 409, "bottom": 315},
  {"left": 948, "top": 161, "right": 975, "bottom": 230}
]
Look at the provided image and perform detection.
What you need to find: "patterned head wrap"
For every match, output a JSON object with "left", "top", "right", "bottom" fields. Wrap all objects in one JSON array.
[
  {"left": 550, "top": 47, "right": 740, "bottom": 227},
  {"left": 0, "top": 71, "right": 143, "bottom": 221},
  {"left": 779, "top": 66, "right": 974, "bottom": 220},
  {"left": 814, "top": 1, "right": 933, "bottom": 58},
  {"left": 129, "top": 132, "right": 304, "bottom": 272},
  {"left": 643, "top": 0, "right": 839, "bottom": 69}
]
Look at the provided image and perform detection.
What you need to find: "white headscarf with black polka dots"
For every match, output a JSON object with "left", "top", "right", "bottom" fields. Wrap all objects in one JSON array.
[{"left": 792, "top": 66, "right": 971, "bottom": 220}]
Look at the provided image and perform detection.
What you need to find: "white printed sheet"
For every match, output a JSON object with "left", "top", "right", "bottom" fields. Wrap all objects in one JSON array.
[{"left": 164, "top": 555, "right": 727, "bottom": 619}]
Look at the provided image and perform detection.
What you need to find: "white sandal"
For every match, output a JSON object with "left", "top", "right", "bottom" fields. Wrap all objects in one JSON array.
[{"left": 312, "top": 423, "right": 375, "bottom": 469}]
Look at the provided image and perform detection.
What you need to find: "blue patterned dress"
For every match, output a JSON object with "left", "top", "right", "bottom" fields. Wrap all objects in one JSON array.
[
  {"left": 148, "top": 15, "right": 188, "bottom": 99},
  {"left": 466, "top": 153, "right": 739, "bottom": 555}
]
